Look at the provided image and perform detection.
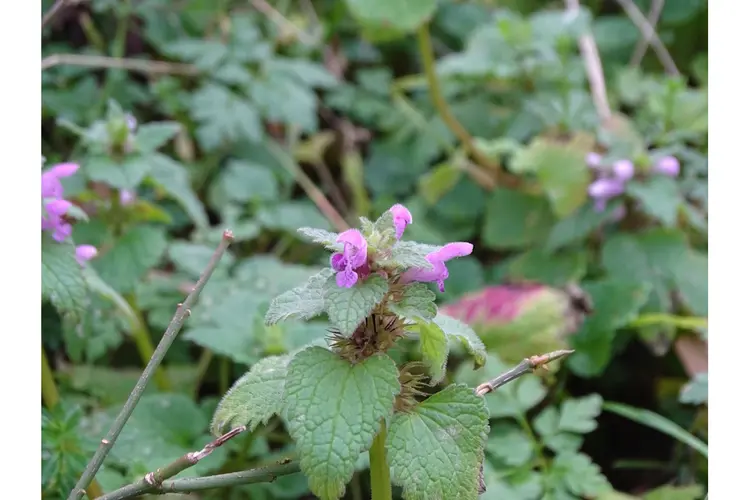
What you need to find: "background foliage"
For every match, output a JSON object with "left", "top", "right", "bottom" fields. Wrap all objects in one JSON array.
[{"left": 42, "top": 0, "right": 708, "bottom": 499}]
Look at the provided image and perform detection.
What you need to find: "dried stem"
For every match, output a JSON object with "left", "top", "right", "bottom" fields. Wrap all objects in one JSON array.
[
  {"left": 41, "top": 54, "right": 199, "bottom": 75},
  {"left": 629, "top": 0, "right": 665, "bottom": 67},
  {"left": 42, "top": 0, "right": 70, "bottom": 28},
  {"left": 416, "top": 23, "right": 520, "bottom": 189},
  {"left": 96, "top": 426, "right": 247, "bottom": 500},
  {"left": 66, "top": 231, "right": 235, "bottom": 500},
  {"left": 615, "top": 0, "right": 680, "bottom": 76},
  {"left": 474, "top": 349, "right": 575, "bottom": 397},
  {"left": 564, "top": 0, "right": 612, "bottom": 123}
]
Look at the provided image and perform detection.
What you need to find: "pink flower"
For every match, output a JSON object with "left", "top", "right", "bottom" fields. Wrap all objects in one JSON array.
[
  {"left": 586, "top": 152, "right": 603, "bottom": 169},
  {"left": 119, "top": 190, "right": 136, "bottom": 205},
  {"left": 42, "top": 199, "right": 73, "bottom": 242},
  {"left": 653, "top": 156, "right": 680, "bottom": 177},
  {"left": 330, "top": 229, "right": 369, "bottom": 288},
  {"left": 388, "top": 204, "right": 412, "bottom": 240},
  {"left": 41, "top": 162, "right": 79, "bottom": 199},
  {"left": 401, "top": 242, "right": 473, "bottom": 292},
  {"left": 75, "top": 245, "right": 98, "bottom": 266},
  {"left": 612, "top": 160, "right": 635, "bottom": 181}
]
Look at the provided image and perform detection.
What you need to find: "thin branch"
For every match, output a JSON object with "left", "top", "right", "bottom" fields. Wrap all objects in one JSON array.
[
  {"left": 474, "top": 349, "right": 575, "bottom": 397},
  {"left": 416, "top": 23, "right": 521, "bottom": 189},
  {"left": 42, "top": 0, "right": 70, "bottom": 28},
  {"left": 265, "top": 139, "right": 350, "bottom": 232},
  {"left": 41, "top": 54, "right": 200, "bottom": 75},
  {"left": 251, "top": 0, "right": 317, "bottom": 45},
  {"left": 615, "top": 0, "right": 680, "bottom": 76},
  {"left": 564, "top": 0, "right": 612, "bottom": 123},
  {"left": 66, "top": 231, "right": 235, "bottom": 500},
  {"left": 97, "top": 426, "right": 247, "bottom": 500},
  {"left": 629, "top": 0, "right": 665, "bottom": 67}
]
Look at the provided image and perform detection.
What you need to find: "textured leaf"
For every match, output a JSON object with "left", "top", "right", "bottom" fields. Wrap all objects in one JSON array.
[
  {"left": 211, "top": 354, "right": 291, "bottom": 435},
  {"left": 85, "top": 155, "right": 152, "bottom": 190},
  {"left": 146, "top": 154, "right": 209, "bottom": 228},
  {"left": 533, "top": 407, "right": 585, "bottom": 453},
  {"left": 386, "top": 240, "right": 442, "bottom": 269},
  {"left": 284, "top": 347, "right": 400, "bottom": 500},
  {"left": 190, "top": 83, "right": 262, "bottom": 150},
  {"left": 42, "top": 235, "right": 88, "bottom": 319},
  {"left": 416, "top": 320, "right": 449, "bottom": 383},
  {"left": 324, "top": 275, "right": 389, "bottom": 335},
  {"left": 548, "top": 452, "right": 611, "bottom": 498},
  {"left": 93, "top": 225, "right": 168, "bottom": 293},
  {"left": 627, "top": 177, "right": 683, "bottom": 227},
  {"left": 265, "top": 269, "right": 334, "bottom": 325},
  {"left": 679, "top": 372, "right": 708, "bottom": 405},
  {"left": 485, "top": 423, "right": 534, "bottom": 466},
  {"left": 432, "top": 313, "right": 487, "bottom": 369},
  {"left": 345, "top": 0, "right": 438, "bottom": 33},
  {"left": 545, "top": 201, "right": 624, "bottom": 251},
  {"left": 387, "top": 384, "right": 489, "bottom": 500},
  {"left": 388, "top": 282, "right": 437, "bottom": 321},
  {"left": 135, "top": 121, "right": 181, "bottom": 152},
  {"left": 213, "top": 159, "right": 279, "bottom": 203},
  {"left": 482, "top": 188, "right": 556, "bottom": 250},
  {"left": 257, "top": 201, "right": 332, "bottom": 233},
  {"left": 297, "top": 227, "right": 344, "bottom": 251},
  {"left": 558, "top": 394, "right": 603, "bottom": 433}
]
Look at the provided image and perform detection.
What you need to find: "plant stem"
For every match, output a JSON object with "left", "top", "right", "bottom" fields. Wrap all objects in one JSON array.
[
  {"left": 66, "top": 230, "right": 234, "bottom": 500},
  {"left": 368, "top": 421, "right": 392, "bottom": 500},
  {"left": 126, "top": 295, "right": 171, "bottom": 391},
  {"left": 193, "top": 348, "right": 214, "bottom": 398},
  {"left": 96, "top": 426, "right": 247, "bottom": 500},
  {"left": 474, "top": 349, "right": 575, "bottom": 396},
  {"left": 415, "top": 23, "right": 520, "bottom": 189},
  {"left": 41, "top": 347, "right": 60, "bottom": 409},
  {"left": 42, "top": 347, "right": 105, "bottom": 499}
]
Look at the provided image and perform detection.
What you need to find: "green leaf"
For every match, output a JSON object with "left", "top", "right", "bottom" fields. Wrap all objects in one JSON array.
[
  {"left": 482, "top": 188, "right": 556, "bottom": 250},
  {"left": 486, "top": 423, "right": 534, "bottom": 466},
  {"left": 324, "top": 275, "right": 389, "bottom": 335},
  {"left": 265, "top": 269, "right": 334, "bottom": 325},
  {"left": 558, "top": 394, "right": 603, "bottom": 433},
  {"left": 135, "top": 121, "right": 181, "bottom": 152},
  {"left": 168, "top": 242, "right": 235, "bottom": 278},
  {"left": 416, "top": 320, "right": 449, "bottom": 383},
  {"left": 548, "top": 452, "right": 611, "bottom": 498},
  {"left": 345, "top": 0, "right": 438, "bottom": 33},
  {"left": 545, "top": 201, "right": 624, "bottom": 251},
  {"left": 42, "top": 235, "right": 88, "bottom": 319},
  {"left": 93, "top": 225, "right": 168, "bottom": 293},
  {"left": 296, "top": 227, "right": 343, "bottom": 251},
  {"left": 257, "top": 201, "right": 332, "bottom": 233},
  {"left": 284, "top": 347, "right": 400, "bottom": 500},
  {"left": 508, "top": 248, "right": 587, "bottom": 286},
  {"left": 679, "top": 372, "right": 708, "bottom": 405},
  {"left": 627, "top": 177, "right": 683, "bottom": 227},
  {"left": 533, "top": 407, "right": 585, "bottom": 453},
  {"left": 211, "top": 354, "right": 291, "bottom": 435},
  {"left": 387, "top": 384, "right": 489, "bottom": 500},
  {"left": 388, "top": 282, "right": 437, "bottom": 321},
  {"left": 602, "top": 402, "right": 708, "bottom": 458},
  {"left": 510, "top": 136, "right": 592, "bottom": 217},
  {"left": 85, "top": 155, "right": 152, "bottom": 190},
  {"left": 146, "top": 154, "right": 208, "bottom": 228},
  {"left": 643, "top": 484, "right": 705, "bottom": 500},
  {"left": 214, "top": 159, "right": 279, "bottom": 204},
  {"left": 190, "top": 83, "right": 262, "bottom": 150},
  {"left": 432, "top": 313, "right": 487, "bottom": 368},
  {"left": 386, "top": 240, "right": 442, "bottom": 269}
]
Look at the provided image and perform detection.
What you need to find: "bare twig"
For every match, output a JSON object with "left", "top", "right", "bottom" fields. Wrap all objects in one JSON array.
[
  {"left": 564, "top": 0, "right": 612, "bottom": 123},
  {"left": 615, "top": 0, "right": 680, "bottom": 76},
  {"left": 629, "top": 0, "right": 665, "bottom": 67},
  {"left": 416, "top": 24, "right": 521, "bottom": 189},
  {"left": 474, "top": 349, "right": 575, "bottom": 397},
  {"left": 41, "top": 54, "right": 200, "bottom": 75},
  {"left": 251, "top": 0, "right": 317, "bottom": 45},
  {"left": 97, "top": 426, "right": 247, "bottom": 500},
  {"left": 42, "top": 0, "right": 73, "bottom": 28},
  {"left": 66, "top": 231, "right": 235, "bottom": 500}
]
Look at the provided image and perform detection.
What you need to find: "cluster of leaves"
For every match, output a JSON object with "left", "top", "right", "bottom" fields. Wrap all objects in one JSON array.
[{"left": 42, "top": 0, "right": 708, "bottom": 498}]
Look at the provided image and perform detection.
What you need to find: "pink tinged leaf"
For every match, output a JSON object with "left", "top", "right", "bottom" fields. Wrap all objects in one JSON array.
[
  {"left": 388, "top": 203, "right": 413, "bottom": 239},
  {"left": 75, "top": 245, "right": 98, "bottom": 265},
  {"left": 440, "top": 284, "right": 546, "bottom": 325}
]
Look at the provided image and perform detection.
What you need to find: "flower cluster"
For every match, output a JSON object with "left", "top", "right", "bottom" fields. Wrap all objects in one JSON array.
[
  {"left": 586, "top": 153, "right": 681, "bottom": 212},
  {"left": 41, "top": 162, "right": 97, "bottom": 266},
  {"left": 329, "top": 203, "right": 473, "bottom": 292}
]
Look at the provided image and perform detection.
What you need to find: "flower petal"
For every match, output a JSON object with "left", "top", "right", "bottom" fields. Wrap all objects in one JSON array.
[
  {"left": 75, "top": 245, "right": 98, "bottom": 265},
  {"left": 389, "top": 204, "right": 413, "bottom": 239},
  {"left": 612, "top": 160, "right": 635, "bottom": 181},
  {"left": 336, "top": 269, "right": 359, "bottom": 288},
  {"left": 45, "top": 199, "right": 72, "bottom": 216}
]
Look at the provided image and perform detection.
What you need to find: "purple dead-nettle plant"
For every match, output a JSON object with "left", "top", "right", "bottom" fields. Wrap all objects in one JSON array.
[
  {"left": 211, "top": 205, "right": 495, "bottom": 500},
  {"left": 41, "top": 161, "right": 98, "bottom": 266}
]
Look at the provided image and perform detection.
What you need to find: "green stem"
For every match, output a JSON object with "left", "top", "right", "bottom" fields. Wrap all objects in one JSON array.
[
  {"left": 67, "top": 231, "right": 234, "bottom": 500},
  {"left": 126, "top": 295, "right": 171, "bottom": 392},
  {"left": 42, "top": 347, "right": 105, "bottom": 499},
  {"left": 192, "top": 348, "right": 214, "bottom": 398},
  {"left": 368, "top": 421, "right": 392, "bottom": 500},
  {"left": 41, "top": 347, "right": 60, "bottom": 409}
]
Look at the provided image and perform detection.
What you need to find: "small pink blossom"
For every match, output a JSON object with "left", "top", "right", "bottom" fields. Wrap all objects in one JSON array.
[
  {"left": 42, "top": 162, "right": 79, "bottom": 199},
  {"left": 75, "top": 245, "right": 98, "bottom": 266},
  {"left": 388, "top": 204, "right": 412, "bottom": 240},
  {"left": 330, "top": 229, "right": 369, "bottom": 288},
  {"left": 653, "top": 156, "right": 680, "bottom": 177},
  {"left": 401, "top": 242, "right": 473, "bottom": 292}
]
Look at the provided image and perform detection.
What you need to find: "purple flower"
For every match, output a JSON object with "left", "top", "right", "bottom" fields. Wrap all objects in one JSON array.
[
  {"left": 119, "top": 189, "right": 136, "bottom": 205},
  {"left": 401, "top": 242, "right": 473, "bottom": 292},
  {"left": 125, "top": 114, "right": 138, "bottom": 132},
  {"left": 42, "top": 199, "right": 73, "bottom": 241},
  {"left": 41, "top": 162, "right": 79, "bottom": 199},
  {"left": 75, "top": 245, "right": 98, "bottom": 266},
  {"left": 586, "top": 152, "right": 603, "bottom": 169},
  {"left": 653, "top": 156, "right": 680, "bottom": 177},
  {"left": 389, "top": 204, "right": 412, "bottom": 240},
  {"left": 330, "top": 229, "right": 369, "bottom": 288},
  {"left": 588, "top": 178, "right": 625, "bottom": 212},
  {"left": 612, "top": 160, "right": 635, "bottom": 181}
]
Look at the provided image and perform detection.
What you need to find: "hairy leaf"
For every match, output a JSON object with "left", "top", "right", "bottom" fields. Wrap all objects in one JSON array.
[{"left": 324, "top": 275, "right": 389, "bottom": 335}]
